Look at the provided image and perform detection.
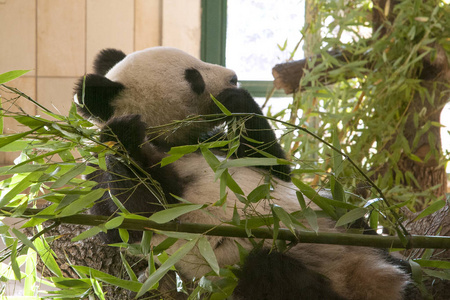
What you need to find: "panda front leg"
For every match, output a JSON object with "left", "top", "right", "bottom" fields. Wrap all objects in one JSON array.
[
  {"left": 88, "top": 114, "right": 183, "bottom": 243},
  {"left": 214, "top": 88, "right": 291, "bottom": 181}
]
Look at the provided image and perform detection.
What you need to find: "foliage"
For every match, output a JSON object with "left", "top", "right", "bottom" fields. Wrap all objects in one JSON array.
[
  {"left": 0, "top": 0, "right": 449, "bottom": 298},
  {"left": 273, "top": 0, "right": 449, "bottom": 211}
]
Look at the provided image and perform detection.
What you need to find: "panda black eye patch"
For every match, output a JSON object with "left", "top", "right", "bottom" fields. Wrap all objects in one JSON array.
[{"left": 185, "top": 68, "right": 205, "bottom": 95}]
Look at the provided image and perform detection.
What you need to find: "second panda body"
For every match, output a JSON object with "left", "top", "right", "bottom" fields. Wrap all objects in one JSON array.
[{"left": 76, "top": 47, "right": 410, "bottom": 299}]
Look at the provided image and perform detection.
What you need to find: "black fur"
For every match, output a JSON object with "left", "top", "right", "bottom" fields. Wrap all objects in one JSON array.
[
  {"left": 75, "top": 74, "right": 124, "bottom": 121},
  {"left": 215, "top": 88, "right": 291, "bottom": 181},
  {"left": 87, "top": 115, "right": 182, "bottom": 243},
  {"left": 93, "top": 48, "right": 127, "bottom": 76},
  {"left": 184, "top": 68, "right": 206, "bottom": 95},
  {"left": 233, "top": 249, "right": 345, "bottom": 300}
]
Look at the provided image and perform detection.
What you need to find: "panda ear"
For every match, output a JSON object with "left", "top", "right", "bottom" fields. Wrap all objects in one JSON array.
[
  {"left": 185, "top": 68, "right": 205, "bottom": 95},
  {"left": 93, "top": 48, "right": 126, "bottom": 76},
  {"left": 74, "top": 74, "right": 124, "bottom": 121}
]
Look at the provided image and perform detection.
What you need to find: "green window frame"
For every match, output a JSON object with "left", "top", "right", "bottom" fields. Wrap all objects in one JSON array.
[{"left": 200, "top": 0, "right": 287, "bottom": 98}]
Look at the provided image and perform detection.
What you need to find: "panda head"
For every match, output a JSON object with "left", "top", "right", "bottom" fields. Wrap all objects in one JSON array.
[{"left": 75, "top": 47, "right": 238, "bottom": 146}]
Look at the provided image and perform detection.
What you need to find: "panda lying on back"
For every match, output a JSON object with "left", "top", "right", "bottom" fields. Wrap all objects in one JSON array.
[{"left": 75, "top": 47, "right": 409, "bottom": 299}]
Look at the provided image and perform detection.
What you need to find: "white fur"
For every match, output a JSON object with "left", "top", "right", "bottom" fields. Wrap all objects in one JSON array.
[
  {"left": 105, "top": 47, "right": 237, "bottom": 145},
  {"left": 150, "top": 153, "right": 409, "bottom": 300},
  {"left": 104, "top": 47, "right": 408, "bottom": 299}
]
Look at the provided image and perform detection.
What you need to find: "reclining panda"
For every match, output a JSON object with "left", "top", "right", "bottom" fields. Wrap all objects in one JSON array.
[{"left": 74, "top": 47, "right": 410, "bottom": 299}]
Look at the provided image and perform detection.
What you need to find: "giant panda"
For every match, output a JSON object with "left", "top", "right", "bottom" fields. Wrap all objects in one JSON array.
[{"left": 74, "top": 47, "right": 410, "bottom": 300}]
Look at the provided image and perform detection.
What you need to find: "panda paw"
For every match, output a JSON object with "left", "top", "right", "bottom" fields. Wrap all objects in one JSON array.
[{"left": 100, "top": 114, "right": 147, "bottom": 153}]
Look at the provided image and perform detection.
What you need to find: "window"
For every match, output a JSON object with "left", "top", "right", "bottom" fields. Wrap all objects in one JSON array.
[{"left": 201, "top": 0, "right": 305, "bottom": 99}]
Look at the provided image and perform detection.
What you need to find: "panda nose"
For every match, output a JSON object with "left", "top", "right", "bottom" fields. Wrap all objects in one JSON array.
[{"left": 230, "top": 74, "right": 238, "bottom": 86}]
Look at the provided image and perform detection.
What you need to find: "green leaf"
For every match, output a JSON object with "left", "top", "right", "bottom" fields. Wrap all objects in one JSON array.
[
  {"left": 335, "top": 208, "right": 368, "bottom": 227},
  {"left": 413, "top": 259, "right": 450, "bottom": 269},
  {"left": 332, "top": 128, "right": 343, "bottom": 177},
  {"left": 201, "top": 147, "right": 221, "bottom": 171},
  {"left": 303, "top": 207, "right": 319, "bottom": 233},
  {"left": 137, "top": 238, "right": 198, "bottom": 297},
  {"left": 34, "top": 237, "right": 63, "bottom": 277},
  {"left": 72, "top": 265, "right": 142, "bottom": 292},
  {"left": 120, "top": 252, "right": 138, "bottom": 282},
  {"left": 119, "top": 228, "right": 129, "bottom": 243},
  {"left": 141, "top": 231, "right": 153, "bottom": 255},
  {"left": 52, "top": 163, "right": 86, "bottom": 189},
  {"left": 232, "top": 204, "right": 240, "bottom": 226},
  {"left": 224, "top": 171, "right": 244, "bottom": 195},
  {"left": 210, "top": 94, "right": 231, "bottom": 116},
  {"left": 330, "top": 177, "right": 345, "bottom": 202},
  {"left": 423, "top": 269, "right": 450, "bottom": 281},
  {"left": 272, "top": 205, "right": 297, "bottom": 235},
  {"left": 0, "top": 70, "right": 30, "bottom": 84},
  {"left": 161, "top": 145, "right": 199, "bottom": 166},
  {"left": 198, "top": 237, "right": 220, "bottom": 275},
  {"left": 71, "top": 226, "right": 103, "bottom": 242},
  {"left": 109, "top": 192, "right": 130, "bottom": 214},
  {"left": 219, "top": 157, "right": 290, "bottom": 169},
  {"left": 414, "top": 200, "right": 446, "bottom": 221},
  {"left": 148, "top": 204, "right": 203, "bottom": 224},
  {"left": 24, "top": 247, "right": 37, "bottom": 296},
  {"left": 10, "top": 239, "right": 21, "bottom": 280},
  {"left": 104, "top": 216, "right": 124, "bottom": 230},
  {"left": 0, "top": 170, "right": 45, "bottom": 208},
  {"left": 292, "top": 178, "right": 337, "bottom": 219},
  {"left": 247, "top": 184, "right": 270, "bottom": 203},
  {"left": 0, "top": 129, "right": 36, "bottom": 150},
  {"left": 58, "top": 189, "right": 105, "bottom": 216},
  {"left": 11, "top": 228, "right": 37, "bottom": 252}
]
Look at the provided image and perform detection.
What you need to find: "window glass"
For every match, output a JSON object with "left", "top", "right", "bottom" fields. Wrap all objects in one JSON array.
[{"left": 226, "top": 0, "right": 305, "bottom": 81}]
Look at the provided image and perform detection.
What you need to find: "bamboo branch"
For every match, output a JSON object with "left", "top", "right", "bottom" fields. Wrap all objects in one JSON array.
[{"left": 3, "top": 208, "right": 450, "bottom": 249}]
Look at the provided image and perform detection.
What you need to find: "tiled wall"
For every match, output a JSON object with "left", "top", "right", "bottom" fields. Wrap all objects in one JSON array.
[{"left": 0, "top": 0, "right": 201, "bottom": 165}]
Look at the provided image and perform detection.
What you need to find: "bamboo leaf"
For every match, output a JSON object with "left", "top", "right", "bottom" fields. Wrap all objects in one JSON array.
[
  {"left": 137, "top": 238, "right": 198, "bottom": 297},
  {"left": 272, "top": 205, "right": 296, "bottom": 235},
  {"left": 34, "top": 237, "right": 63, "bottom": 277},
  {"left": 335, "top": 208, "right": 368, "bottom": 227},
  {"left": 12, "top": 227, "right": 37, "bottom": 252},
  {"left": 10, "top": 239, "right": 21, "bottom": 280},
  {"left": 201, "top": 147, "right": 221, "bottom": 171},
  {"left": 72, "top": 265, "right": 142, "bottom": 292},
  {"left": 0, "top": 171, "right": 45, "bottom": 208},
  {"left": 105, "top": 216, "right": 124, "bottom": 230},
  {"left": 292, "top": 178, "right": 338, "bottom": 219},
  {"left": 247, "top": 184, "right": 270, "bottom": 203},
  {"left": 415, "top": 200, "right": 446, "bottom": 221},
  {"left": 219, "top": 157, "right": 290, "bottom": 169},
  {"left": 24, "top": 247, "right": 37, "bottom": 296},
  {"left": 148, "top": 204, "right": 203, "bottom": 224},
  {"left": 304, "top": 207, "right": 319, "bottom": 233},
  {"left": 413, "top": 259, "right": 450, "bottom": 269},
  {"left": 211, "top": 94, "right": 231, "bottom": 116},
  {"left": 198, "top": 237, "right": 220, "bottom": 275},
  {"left": 0, "top": 70, "right": 30, "bottom": 84},
  {"left": 71, "top": 226, "right": 103, "bottom": 242},
  {"left": 141, "top": 231, "right": 153, "bottom": 255},
  {"left": 120, "top": 252, "right": 138, "bottom": 282},
  {"left": 58, "top": 189, "right": 105, "bottom": 216},
  {"left": 119, "top": 229, "right": 129, "bottom": 243},
  {"left": 52, "top": 163, "right": 86, "bottom": 189}
]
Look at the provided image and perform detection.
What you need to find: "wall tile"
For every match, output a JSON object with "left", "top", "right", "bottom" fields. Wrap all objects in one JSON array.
[
  {"left": 162, "top": 0, "right": 201, "bottom": 58},
  {"left": 86, "top": 0, "right": 134, "bottom": 72},
  {"left": 37, "top": 0, "right": 86, "bottom": 77},
  {"left": 0, "top": 77, "right": 36, "bottom": 165},
  {"left": 37, "top": 77, "right": 77, "bottom": 118},
  {"left": 135, "top": 0, "right": 161, "bottom": 50},
  {"left": 0, "top": 0, "right": 36, "bottom": 75}
]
